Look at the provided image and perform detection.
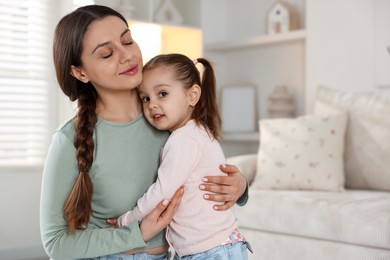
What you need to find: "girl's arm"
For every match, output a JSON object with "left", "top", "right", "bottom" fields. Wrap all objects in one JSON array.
[{"left": 117, "top": 135, "right": 199, "bottom": 227}]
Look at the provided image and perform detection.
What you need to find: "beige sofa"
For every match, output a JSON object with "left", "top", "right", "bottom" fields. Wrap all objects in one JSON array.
[{"left": 229, "top": 87, "right": 390, "bottom": 260}]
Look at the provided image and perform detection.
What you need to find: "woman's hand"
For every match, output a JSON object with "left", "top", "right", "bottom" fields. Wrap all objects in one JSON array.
[
  {"left": 106, "top": 186, "right": 183, "bottom": 242},
  {"left": 200, "top": 164, "right": 247, "bottom": 211},
  {"left": 139, "top": 186, "right": 184, "bottom": 242}
]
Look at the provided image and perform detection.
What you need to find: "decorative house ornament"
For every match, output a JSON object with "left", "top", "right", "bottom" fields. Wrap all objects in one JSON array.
[
  {"left": 154, "top": 0, "right": 183, "bottom": 25},
  {"left": 267, "top": 1, "right": 299, "bottom": 34},
  {"left": 267, "top": 85, "right": 295, "bottom": 118}
]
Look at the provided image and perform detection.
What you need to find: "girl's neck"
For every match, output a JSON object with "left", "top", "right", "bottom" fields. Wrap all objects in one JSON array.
[{"left": 96, "top": 89, "right": 142, "bottom": 123}]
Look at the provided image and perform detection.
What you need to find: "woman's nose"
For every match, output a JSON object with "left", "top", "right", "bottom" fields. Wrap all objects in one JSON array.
[{"left": 119, "top": 45, "right": 132, "bottom": 63}]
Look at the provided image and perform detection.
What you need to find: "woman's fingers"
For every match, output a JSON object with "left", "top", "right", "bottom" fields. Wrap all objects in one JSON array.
[
  {"left": 200, "top": 164, "right": 247, "bottom": 210},
  {"left": 106, "top": 218, "right": 118, "bottom": 228},
  {"left": 159, "top": 186, "right": 183, "bottom": 222},
  {"left": 139, "top": 186, "right": 184, "bottom": 241}
]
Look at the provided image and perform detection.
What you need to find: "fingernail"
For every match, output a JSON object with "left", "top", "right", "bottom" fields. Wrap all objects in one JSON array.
[
  {"left": 162, "top": 199, "right": 169, "bottom": 206},
  {"left": 221, "top": 164, "right": 226, "bottom": 168},
  {"left": 199, "top": 185, "right": 205, "bottom": 190},
  {"left": 213, "top": 205, "right": 219, "bottom": 210},
  {"left": 202, "top": 178, "right": 208, "bottom": 182},
  {"left": 204, "top": 194, "right": 209, "bottom": 199}
]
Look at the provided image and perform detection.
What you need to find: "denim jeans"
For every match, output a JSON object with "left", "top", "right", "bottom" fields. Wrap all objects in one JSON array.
[
  {"left": 84, "top": 252, "right": 170, "bottom": 260},
  {"left": 173, "top": 241, "right": 249, "bottom": 260}
]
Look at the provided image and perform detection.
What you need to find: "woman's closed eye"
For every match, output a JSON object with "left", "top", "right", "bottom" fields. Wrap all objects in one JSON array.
[
  {"left": 102, "top": 52, "right": 113, "bottom": 59},
  {"left": 123, "top": 40, "right": 134, "bottom": 46}
]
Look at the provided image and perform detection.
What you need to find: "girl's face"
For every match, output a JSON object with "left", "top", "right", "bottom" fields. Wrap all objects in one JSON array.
[
  {"left": 139, "top": 66, "right": 199, "bottom": 132},
  {"left": 71, "top": 16, "right": 143, "bottom": 96}
]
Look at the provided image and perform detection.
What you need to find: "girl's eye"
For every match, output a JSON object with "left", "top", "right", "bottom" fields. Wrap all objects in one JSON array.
[
  {"left": 141, "top": 96, "right": 150, "bottom": 103},
  {"left": 159, "top": 91, "right": 168, "bottom": 98}
]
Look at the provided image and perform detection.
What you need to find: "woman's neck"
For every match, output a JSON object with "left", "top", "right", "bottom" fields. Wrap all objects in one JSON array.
[{"left": 95, "top": 89, "right": 142, "bottom": 123}]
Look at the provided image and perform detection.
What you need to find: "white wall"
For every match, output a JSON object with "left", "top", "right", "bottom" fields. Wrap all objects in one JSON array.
[
  {"left": 0, "top": 171, "right": 47, "bottom": 259},
  {"left": 305, "top": 0, "right": 374, "bottom": 112}
]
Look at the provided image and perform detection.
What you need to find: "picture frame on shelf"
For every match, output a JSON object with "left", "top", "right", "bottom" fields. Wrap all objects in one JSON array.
[{"left": 220, "top": 85, "right": 257, "bottom": 133}]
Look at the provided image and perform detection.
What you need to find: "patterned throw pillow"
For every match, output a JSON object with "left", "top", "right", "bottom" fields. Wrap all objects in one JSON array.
[
  {"left": 314, "top": 86, "right": 390, "bottom": 191},
  {"left": 252, "top": 113, "right": 347, "bottom": 191}
]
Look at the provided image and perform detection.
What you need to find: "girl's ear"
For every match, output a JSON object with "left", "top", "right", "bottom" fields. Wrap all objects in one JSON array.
[
  {"left": 188, "top": 84, "right": 201, "bottom": 107},
  {"left": 70, "top": 65, "right": 90, "bottom": 83}
]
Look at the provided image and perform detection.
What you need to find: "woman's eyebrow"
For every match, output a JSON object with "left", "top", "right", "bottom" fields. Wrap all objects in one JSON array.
[{"left": 92, "top": 41, "right": 110, "bottom": 54}]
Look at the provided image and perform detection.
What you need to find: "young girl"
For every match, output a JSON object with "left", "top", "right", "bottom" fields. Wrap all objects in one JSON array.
[{"left": 117, "top": 54, "right": 250, "bottom": 259}]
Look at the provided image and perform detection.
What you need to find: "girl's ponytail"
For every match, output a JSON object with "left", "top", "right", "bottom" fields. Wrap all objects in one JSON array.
[{"left": 193, "top": 58, "right": 222, "bottom": 140}]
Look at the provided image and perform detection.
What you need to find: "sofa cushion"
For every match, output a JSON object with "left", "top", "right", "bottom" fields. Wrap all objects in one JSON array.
[
  {"left": 314, "top": 86, "right": 390, "bottom": 191},
  {"left": 253, "top": 113, "right": 347, "bottom": 191},
  {"left": 235, "top": 189, "right": 390, "bottom": 250}
]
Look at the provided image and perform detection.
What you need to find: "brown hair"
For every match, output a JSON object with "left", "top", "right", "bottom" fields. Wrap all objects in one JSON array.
[
  {"left": 143, "top": 53, "right": 222, "bottom": 140},
  {"left": 52, "top": 5, "right": 128, "bottom": 233}
]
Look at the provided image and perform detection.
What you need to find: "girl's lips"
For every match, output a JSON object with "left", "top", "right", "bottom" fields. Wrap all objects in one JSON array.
[
  {"left": 152, "top": 114, "right": 164, "bottom": 119},
  {"left": 151, "top": 114, "right": 165, "bottom": 121},
  {"left": 120, "top": 64, "right": 138, "bottom": 75}
]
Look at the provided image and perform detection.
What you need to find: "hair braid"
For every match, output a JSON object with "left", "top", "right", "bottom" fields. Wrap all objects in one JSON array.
[{"left": 63, "top": 86, "right": 97, "bottom": 233}]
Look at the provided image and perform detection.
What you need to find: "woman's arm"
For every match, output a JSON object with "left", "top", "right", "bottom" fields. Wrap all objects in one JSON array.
[
  {"left": 40, "top": 131, "right": 182, "bottom": 259},
  {"left": 200, "top": 164, "right": 248, "bottom": 211},
  {"left": 40, "top": 131, "right": 148, "bottom": 259}
]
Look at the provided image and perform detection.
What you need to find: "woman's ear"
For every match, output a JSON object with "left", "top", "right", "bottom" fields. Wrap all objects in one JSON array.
[
  {"left": 188, "top": 84, "right": 201, "bottom": 107},
  {"left": 70, "top": 65, "right": 90, "bottom": 83}
]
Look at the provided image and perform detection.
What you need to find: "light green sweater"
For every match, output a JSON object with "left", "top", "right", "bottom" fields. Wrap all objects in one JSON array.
[{"left": 40, "top": 115, "right": 169, "bottom": 259}]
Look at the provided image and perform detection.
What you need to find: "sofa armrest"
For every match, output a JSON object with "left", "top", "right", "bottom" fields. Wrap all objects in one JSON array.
[{"left": 226, "top": 153, "right": 257, "bottom": 185}]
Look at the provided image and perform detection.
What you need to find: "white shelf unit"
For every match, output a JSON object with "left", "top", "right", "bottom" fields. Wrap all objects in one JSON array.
[
  {"left": 207, "top": 29, "right": 306, "bottom": 145},
  {"left": 201, "top": 1, "right": 306, "bottom": 156},
  {"left": 205, "top": 29, "right": 306, "bottom": 51},
  {"left": 210, "top": 30, "right": 306, "bottom": 146}
]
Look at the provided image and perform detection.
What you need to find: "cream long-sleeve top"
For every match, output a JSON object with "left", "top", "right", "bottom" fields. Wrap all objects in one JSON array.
[{"left": 118, "top": 120, "right": 238, "bottom": 256}]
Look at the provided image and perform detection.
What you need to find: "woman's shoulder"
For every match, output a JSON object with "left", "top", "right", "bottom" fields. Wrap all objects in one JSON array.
[{"left": 54, "top": 116, "right": 76, "bottom": 139}]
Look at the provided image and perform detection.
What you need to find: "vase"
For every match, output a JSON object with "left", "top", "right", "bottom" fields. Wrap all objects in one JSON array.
[{"left": 267, "top": 85, "right": 295, "bottom": 118}]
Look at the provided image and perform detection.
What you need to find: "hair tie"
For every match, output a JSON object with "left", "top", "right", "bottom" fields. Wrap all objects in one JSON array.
[{"left": 193, "top": 59, "right": 198, "bottom": 65}]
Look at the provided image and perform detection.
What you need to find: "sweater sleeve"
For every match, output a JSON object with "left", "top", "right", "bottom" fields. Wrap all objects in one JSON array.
[
  {"left": 40, "top": 131, "right": 147, "bottom": 259},
  {"left": 118, "top": 133, "right": 200, "bottom": 226}
]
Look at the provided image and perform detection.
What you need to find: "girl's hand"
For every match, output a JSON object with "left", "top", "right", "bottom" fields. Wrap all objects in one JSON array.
[
  {"left": 139, "top": 186, "right": 184, "bottom": 242},
  {"left": 200, "top": 164, "right": 247, "bottom": 211}
]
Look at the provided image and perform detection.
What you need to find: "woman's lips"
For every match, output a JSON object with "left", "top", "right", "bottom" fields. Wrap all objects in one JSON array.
[{"left": 120, "top": 64, "right": 138, "bottom": 75}]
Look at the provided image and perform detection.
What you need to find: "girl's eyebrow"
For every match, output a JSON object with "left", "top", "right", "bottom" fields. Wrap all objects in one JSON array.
[{"left": 91, "top": 28, "right": 130, "bottom": 54}]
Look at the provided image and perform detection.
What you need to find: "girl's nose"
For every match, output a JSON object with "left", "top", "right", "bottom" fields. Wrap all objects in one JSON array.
[{"left": 148, "top": 101, "right": 157, "bottom": 109}]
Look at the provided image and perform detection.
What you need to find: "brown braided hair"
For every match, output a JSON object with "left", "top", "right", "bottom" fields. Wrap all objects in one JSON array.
[
  {"left": 143, "top": 53, "right": 222, "bottom": 140},
  {"left": 52, "top": 5, "right": 128, "bottom": 233}
]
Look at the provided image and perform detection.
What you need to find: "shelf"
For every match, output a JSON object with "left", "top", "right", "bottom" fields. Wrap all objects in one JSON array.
[
  {"left": 222, "top": 132, "right": 259, "bottom": 142},
  {"left": 205, "top": 29, "right": 306, "bottom": 51}
]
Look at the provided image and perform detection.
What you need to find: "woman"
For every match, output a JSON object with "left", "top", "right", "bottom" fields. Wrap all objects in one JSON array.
[{"left": 40, "top": 5, "right": 248, "bottom": 259}]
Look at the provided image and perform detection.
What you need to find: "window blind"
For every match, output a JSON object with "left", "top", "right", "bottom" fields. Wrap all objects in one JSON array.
[{"left": 0, "top": 0, "right": 51, "bottom": 167}]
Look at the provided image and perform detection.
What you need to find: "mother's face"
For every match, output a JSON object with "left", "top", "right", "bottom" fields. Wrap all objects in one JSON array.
[{"left": 71, "top": 15, "right": 143, "bottom": 95}]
